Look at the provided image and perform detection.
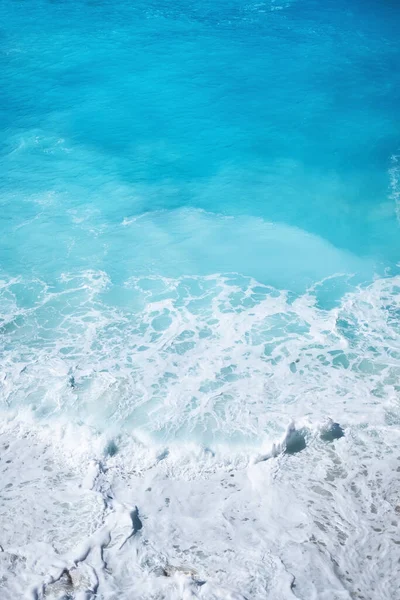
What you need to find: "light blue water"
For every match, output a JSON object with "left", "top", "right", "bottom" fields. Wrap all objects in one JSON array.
[{"left": 1, "top": 0, "right": 400, "bottom": 441}]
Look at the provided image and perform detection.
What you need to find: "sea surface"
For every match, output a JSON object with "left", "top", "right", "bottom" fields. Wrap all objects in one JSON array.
[{"left": 1, "top": 1, "right": 400, "bottom": 598}]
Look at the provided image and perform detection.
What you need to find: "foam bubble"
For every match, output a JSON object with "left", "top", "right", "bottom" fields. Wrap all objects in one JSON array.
[{"left": 1, "top": 271, "right": 400, "bottom": 446}]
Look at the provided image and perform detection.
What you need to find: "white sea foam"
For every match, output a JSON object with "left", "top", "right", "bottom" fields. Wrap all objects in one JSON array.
[
  {"left": 1, "top": 270, "right": 399, "bottom": 441},
  {"left": 0, "top": 272, "right": 400, "bottom": 598}
]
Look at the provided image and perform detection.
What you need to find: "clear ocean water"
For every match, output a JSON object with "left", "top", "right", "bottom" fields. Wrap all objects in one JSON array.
[{"left": 1, "top": 1, "right": 400, "bottom": 598}]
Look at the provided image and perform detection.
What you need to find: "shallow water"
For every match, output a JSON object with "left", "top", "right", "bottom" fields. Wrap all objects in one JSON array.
[{"left": 0, "top": 1, "right": 400, "bottom": 598}]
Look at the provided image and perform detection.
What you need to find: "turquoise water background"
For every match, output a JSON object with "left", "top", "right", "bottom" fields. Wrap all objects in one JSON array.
[
  {"left": 1, "top": 0, "right": 399, "bottom": 287},
  {"left": 2, "top": 6, "right": 400, "bottom": 597},
  {"left": 1, "top": 0, "right": 400, "bottom": 440}
]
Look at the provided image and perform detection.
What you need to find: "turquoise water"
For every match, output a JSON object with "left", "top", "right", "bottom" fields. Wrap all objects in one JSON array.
[
  {"left": 1, "top": 0, "right": 400, "bottom": 441},
  {"left": 1, "top": 4, "right": 400, "bottom": 598},
  {"left": 2, "top": 0, "right": 399, "bottom": 281}
]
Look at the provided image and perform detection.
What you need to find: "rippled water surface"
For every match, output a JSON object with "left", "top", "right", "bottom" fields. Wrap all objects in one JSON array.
[{"left": 1, "top": 1, "right": 400, "bottom": 598}]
